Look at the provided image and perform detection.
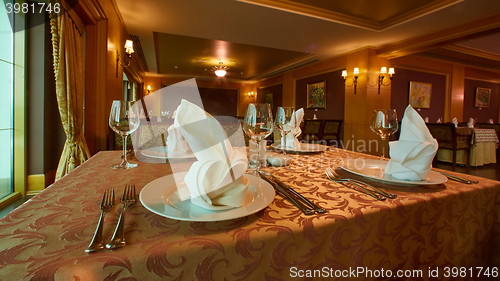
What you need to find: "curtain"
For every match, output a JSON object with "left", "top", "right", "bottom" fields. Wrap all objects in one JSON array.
[{"left": 50, "top": 5, "right": 91, "bottom": 180}]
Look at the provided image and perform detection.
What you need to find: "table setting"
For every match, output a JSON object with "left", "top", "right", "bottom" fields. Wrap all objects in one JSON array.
[{"left": 1, "top": 100, "right": 500, "bottom": 280}]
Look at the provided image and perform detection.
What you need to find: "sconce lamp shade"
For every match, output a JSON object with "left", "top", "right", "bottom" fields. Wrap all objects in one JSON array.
[
  {"left": 353, "top": 68, "right": 359, "bottom": 75},
  {"left": 124, "top": 40, "right": 134, "bottom": 55},
  {"left": 388, "top": 68, "right": 395, "bottom": 75},
  {"left": 341, "top": 70, "right": 347, "bottom": 77},
  {"left": 380, "top": 67, "right": 387, "bottom": 74}
]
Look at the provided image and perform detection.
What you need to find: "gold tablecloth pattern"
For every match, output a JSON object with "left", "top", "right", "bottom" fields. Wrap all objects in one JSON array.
[{"left": 1, "top": 150, "right": 499, "bottom": 280}]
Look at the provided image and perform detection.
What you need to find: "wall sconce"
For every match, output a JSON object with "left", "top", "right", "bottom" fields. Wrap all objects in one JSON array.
[
  {"left": 147, "top": 85, "right": 151, "bottom": 94},
  {"left": 116, "top": 39, "right": 134, "bottom": 77},
  {"left": 377, "top": 67, "right": 395, "bottom": 94},
  {"left": 247, "top": 91, "right": 255, "bottom": 102},
  {"left": 342, "top": 67, "right": 359, "bottom": 94}
]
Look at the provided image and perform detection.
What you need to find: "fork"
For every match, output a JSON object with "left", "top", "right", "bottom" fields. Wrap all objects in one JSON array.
[
  {"left": 86, "top": 188, "right": 115, "bottom": 253},
  {"left": 327, "top": 168, "right": 397, "bottom": 199},
  {"left": 106, "top": 183, "right": 136, "bottom": 249},
  {"left": 325, "top": 168, "right": 386, "bottom": 201}
]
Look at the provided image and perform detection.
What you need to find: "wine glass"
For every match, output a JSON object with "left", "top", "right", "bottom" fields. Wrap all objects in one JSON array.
[
  {"left": 275, "top": 107, "right": 295, "bottom": 155},
  {"left": 370, "top": 109, "right": 398, "bottom": 160},
  {"left": 109, "top": 100, "right": 140, "bottom": 169},
  {"left": 242, "top": 103, "right": 274, "bottom": 175}
]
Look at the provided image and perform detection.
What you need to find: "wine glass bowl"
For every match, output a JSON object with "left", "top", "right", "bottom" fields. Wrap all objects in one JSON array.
[
  {"left": 242, "top": 103, "right": 274, "bottom": 174},
  {"left": 109, "top": 100, "right": 140, "bottom": 169},
  {"left": 275, "top": 107, "right": 295, "bottom": 155},
  {"left": 370, "top": 109, "right": 398, "bottom": 160}
]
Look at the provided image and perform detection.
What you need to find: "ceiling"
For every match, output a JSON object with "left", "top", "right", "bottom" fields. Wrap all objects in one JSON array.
[{"left": 115, "top": 0, "right": 500, "bottom": 82}]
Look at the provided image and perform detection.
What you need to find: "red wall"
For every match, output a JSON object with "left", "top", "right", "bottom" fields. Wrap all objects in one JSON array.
[
  {"left": 295, "top": 70, "right": 345, "bottom": 120},
  {"left": 391, "top": 68, "right": 446, "bottom": 121},
  {"left": 463, "top": 79, "right": 499, "bottom": 123}
]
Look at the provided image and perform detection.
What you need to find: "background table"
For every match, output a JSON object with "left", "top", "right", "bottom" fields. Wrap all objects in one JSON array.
[
  {"left": 436, "top": 127, "right": 499, "bottom": 166},
  {"left": 0, "top": 150, "right": 499, "bottom": 280}
]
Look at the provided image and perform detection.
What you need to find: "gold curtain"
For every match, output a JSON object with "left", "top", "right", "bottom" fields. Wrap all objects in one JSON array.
[{"left": 50, "top": 6, "right": 91, "bottom": 180}]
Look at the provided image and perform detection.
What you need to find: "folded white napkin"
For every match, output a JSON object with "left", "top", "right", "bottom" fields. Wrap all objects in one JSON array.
[
  {"left": 424, "top": 117, "right": 429, "bottom": 123},
  {"left": 489, "top": 119, "right": 495, "bottom": 124},
  {"left": 174, "top": 99, "right": 249, "bottom": 210},
  {"left": 166, "top": 124, "right": 191, "bottom": 153},
  {"left": 452, "top": 117, "right": 458, "bottom": 127},
  {"left": 385, "top": 105, "right": 438, "bottom": 181},
  {"left": 468, "top": 118, "right": 475, "bottom": 128},
  {"left": 281, "top": 108, "right": 304, "bottom": 148}
]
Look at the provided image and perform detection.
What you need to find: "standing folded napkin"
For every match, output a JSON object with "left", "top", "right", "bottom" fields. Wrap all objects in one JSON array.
[
  {"left": 452, "top": 117, "right": 458, "bottom": 127},
  {"left": 468, "top": 118, "right": 475, "bottom": 128},
  {"left": 385, "top": 105, "right": 438, "bottom": 181},
  {"left": 165, "top": 124, "right": 191, "bottom": 153},
  {"left": 281, "top": 108, "right": 304, "bottom": 149},
  {"left": 174, "top": 99, "right": 249, "bottom": 210}
]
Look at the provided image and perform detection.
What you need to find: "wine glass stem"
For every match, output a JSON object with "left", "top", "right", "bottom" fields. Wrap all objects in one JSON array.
[
  {"left": 381, "top": 137, "right": 386, "bottom": 160},
  {"left": 122, "top": 134, "right": 128, "bottom": 164},
  {"left": 283, "top": 132, "right": 287, "bottom": 155}
]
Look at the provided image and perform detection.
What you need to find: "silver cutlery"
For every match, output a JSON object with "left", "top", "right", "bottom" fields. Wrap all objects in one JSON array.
[
  {"left": 437, "top": 171, "right": 479, "bottom": 184},
  {"left": 258, "top": 171, "right": 315, "bottom": 215},
  {"left": 269, "top": 174, "right": 327, "bottom": 214},
  {"left": 86, "top": 188, "right": 115, "bottom": 253},
  {"left": 325, "top": 168, "right": 386, "bottom": 201},
  {"left": 327, "top": 168, "right": 397, "bottom": 199},
  {"left": 106, "top": 183, "right": 136, "bottom": 249}
]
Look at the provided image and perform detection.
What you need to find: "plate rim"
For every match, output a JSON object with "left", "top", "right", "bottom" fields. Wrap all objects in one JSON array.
[
  {"left": 339, "top": 158, "right": 447, "bottom": 185},
  {"left": 139, "top": 173, "right": 276, "bottom": 221},
  {"left": 141, "top": 146, "right": 195, "bottom": 159}
]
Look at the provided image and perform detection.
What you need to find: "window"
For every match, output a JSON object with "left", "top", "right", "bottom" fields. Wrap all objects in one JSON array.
[{"left": 0, "top": 1, "right": 14, "bottom": 199}]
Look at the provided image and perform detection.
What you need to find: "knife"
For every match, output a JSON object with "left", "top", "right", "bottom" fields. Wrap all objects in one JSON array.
[
  {"left": 258, "top": 171, "right": 315, "bottom": 215},
  {"left": 437, "top": 171, "right": 478, "bottom": 184},
  {"left": 269, "top": 174, "right": 327, "bottom": 213}
]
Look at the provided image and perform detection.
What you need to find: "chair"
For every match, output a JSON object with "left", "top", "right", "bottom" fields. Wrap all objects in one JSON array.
[
  {"left": 426, "top": 123, "right": 472, "bottom": 170},
  {"left": 299, "top": 119, "right": 323, "bottom": 143},
  {"left": 320, "top": 120, "right": 342, "bottom": 146}
]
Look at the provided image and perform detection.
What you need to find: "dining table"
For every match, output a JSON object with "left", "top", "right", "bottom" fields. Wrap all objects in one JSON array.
[
  {"left": 436, "top": 127, "right": 499, "bottom": 166},
  {"left": 1, "top": 147, "right": 500, "bottom": 280}
]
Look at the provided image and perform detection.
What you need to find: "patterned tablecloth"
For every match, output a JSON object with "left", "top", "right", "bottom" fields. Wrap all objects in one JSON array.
[
  {"left": 456, "top": 127, "right": 500, "bottom": 145},
  {"left": 1, "top": 150, "right": 500, "bottom": 280}
]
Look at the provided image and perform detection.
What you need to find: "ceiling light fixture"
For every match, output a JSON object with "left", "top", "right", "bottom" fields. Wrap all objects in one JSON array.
[{"left": 213, "top": 62, "right": 228, "bottom": 77}]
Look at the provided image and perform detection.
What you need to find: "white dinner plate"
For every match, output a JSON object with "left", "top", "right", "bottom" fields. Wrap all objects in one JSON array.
[
  {"left": 271, "top": 142, "right": 327, "bottom": 153},
  {"left": 139, "top": 173, "right": 276, "bottom": 221},
  {"left": 339, "top": 159, "right": 447, "bottom": 185},
  {"left": 141, "top": 146, "right": 195, "bottom": 159}
]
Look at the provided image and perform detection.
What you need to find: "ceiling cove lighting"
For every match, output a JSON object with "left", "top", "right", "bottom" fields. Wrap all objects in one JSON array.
[{"left": 213, "top": 62, "right": 228, "bottom": 77}]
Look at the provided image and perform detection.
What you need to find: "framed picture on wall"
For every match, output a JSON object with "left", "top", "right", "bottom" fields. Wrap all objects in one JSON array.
[
  {"left": 475, "top": 87, "right": 491, "bottom": 108},
  {"left": 307, "top": 80, "right": 326, "bottom": 109},
  {"left": 409, "top": 81, "right": 432, "bottom": 108},
  {"left": 266, "top": 93, "right": 273, "bottom": 108}
]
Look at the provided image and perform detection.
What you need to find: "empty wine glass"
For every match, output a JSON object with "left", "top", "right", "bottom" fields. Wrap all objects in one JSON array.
[
  {"left": 275, "top": 107, "right": 295, "bottom": 155},
  {"left": 370, "top": 109, "right": 398, "bottom": 160},
  {"left": 109, "top": 100, "right": 140, "bottom": 169},
  {"left": 242, "top": 103, "right": 273, "bottom": 175}
]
